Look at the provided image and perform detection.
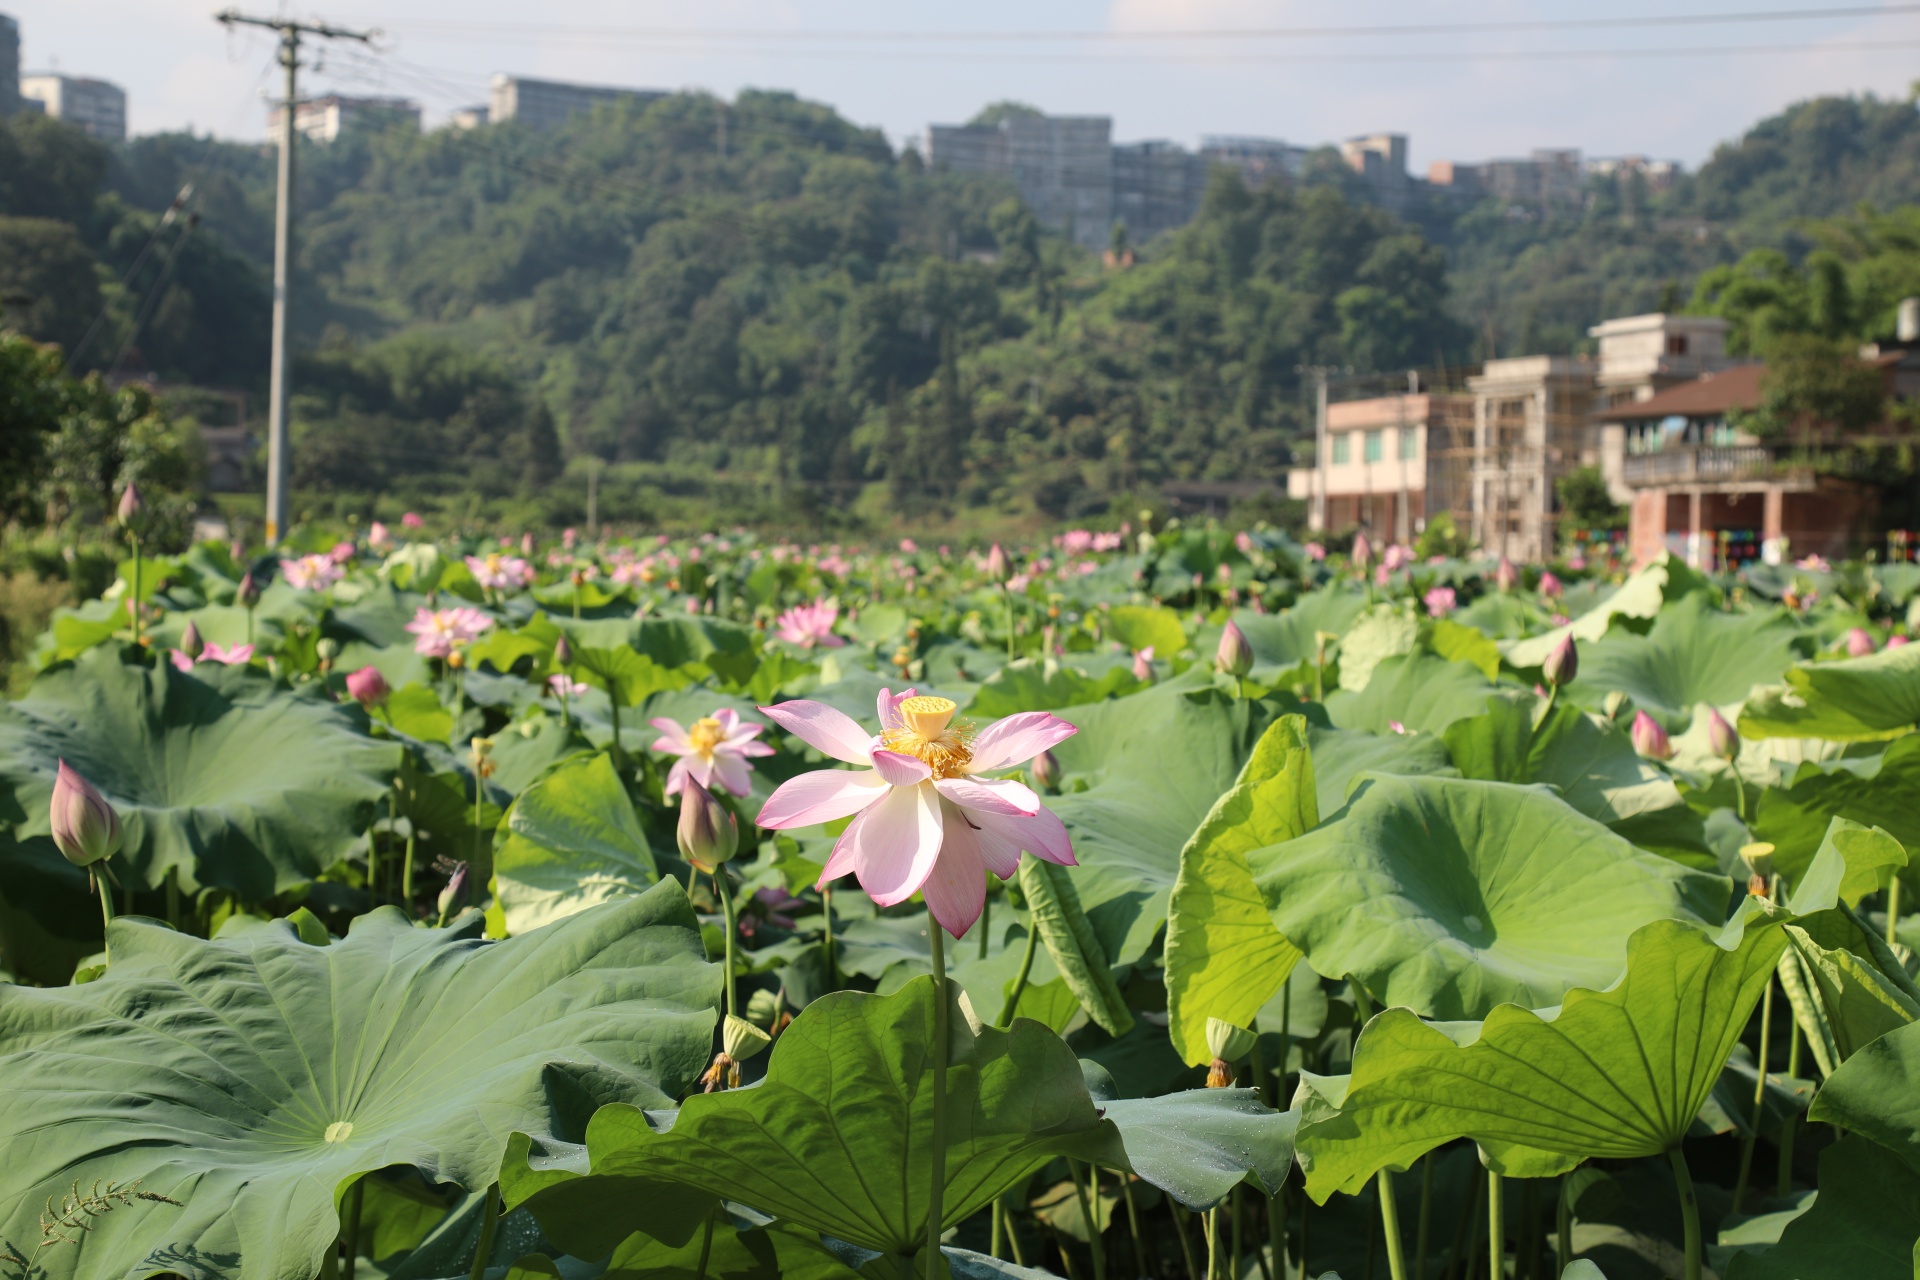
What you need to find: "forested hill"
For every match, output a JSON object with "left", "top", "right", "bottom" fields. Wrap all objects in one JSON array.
[{"left": 6, "top": 89, "right": 1920, "bottom": 527}]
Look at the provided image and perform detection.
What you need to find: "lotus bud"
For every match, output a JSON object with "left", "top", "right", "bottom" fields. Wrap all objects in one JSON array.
[
  {"left": 1602, "top": 690, "right": 1631, "bottom": 722},
  {"left": 1030, "top": 748, "right": 1060, "bottom": 793},
  {"left": 553, "top": 635, "right": 573, "bottom": 667},
  {"left": 1205, "top": 1016, "right": 1257, "bottom": 1087},
  {"left": 50, "top": 761, "right": 124, "bottom": 868},
  {"left": 985, "top": 541, "right": 1009, "bottom": 583},
  {"left": 1539, "top": 570, "right": 1564, "bottom": 599},
  {"left": 468, "top": 735, "right": 495, "bottom": 779},
  {"left": 315, "top": 637, "right": 340, "bottom": 671},
  {"left": 676, "top": 778, "right": 739, "bottom": 874},
  {"left": 436, "top": 860, "right": 469, "bottom": 920},
  {"left": 1541, "top": 633, "right": 1578, "bottom": 689},
  {"left": 1890, "top": 634, "right": 1912, "bottom": 649},
  {"left": 521, "top": 532, "right": 536, "bottom": 556},
  {"left": 723, "top": 1013, "right": 772, "bottom": 1063},
  {"left": 1132, "top": 646, "right": 1155, "bottom": 682},
  {"left": 179, "top": 619, "right": 205, "bottom": 660},
  {"left": 1707, "top": 707, "right": 1740, "bottom": 763},
  {"left": 345, "top": 665, "right": 390, "bottom": 709},
  {"left": 116, "top": 483, "right": 143, "bottom": 527},
  {"left": 1215, "top": 620, "right": 1254, "bottom": 678},
  {"left": 1351, "top": 531, "right": 1373, "bottom": 572},
  {"left": 238, "top": 571, "right": 261, "bottom": 609},
  {"left": 1630, "top": 710, "right": 1673, "bottom": 761},
  {"left": 1494, "top": 556, "right": 1519, "bottom": 593},
  {"left": 1845, "top": 627, "right": 1877, "bottom": 657}
]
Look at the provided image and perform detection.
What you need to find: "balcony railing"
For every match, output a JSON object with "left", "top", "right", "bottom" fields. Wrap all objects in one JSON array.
[{"left": 1621, "top": 445, "right": 1778, "bottom": 486}]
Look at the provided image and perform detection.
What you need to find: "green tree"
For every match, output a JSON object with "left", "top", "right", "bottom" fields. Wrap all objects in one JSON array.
[{"left": 1737, "top": 333, "right": 1887, "bottom": 441}]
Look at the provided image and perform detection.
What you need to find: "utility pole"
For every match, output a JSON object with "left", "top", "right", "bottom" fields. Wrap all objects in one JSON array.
[{"left": 214, "top": 10, "right": 374, "bottom": 545}]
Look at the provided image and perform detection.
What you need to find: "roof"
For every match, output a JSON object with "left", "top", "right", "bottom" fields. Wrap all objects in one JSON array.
[{"left": 1603, "top": 363, "right": 1767, "bottom": 421}]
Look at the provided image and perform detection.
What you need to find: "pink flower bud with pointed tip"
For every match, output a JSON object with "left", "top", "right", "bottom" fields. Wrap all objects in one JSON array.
[
  {"left": 677, "top": 777, "right": 739, "bottom": 875},
  {"left": 985, "top": 542, "right": 1009, "bottom": 582},
  {"left": 1542, "top": 633, "right": 1578, "bottom": 688},
  {"left": 179, "top": 619, "right": 204, "bottom": 660},
  {"left": 1215, "top": 619, "right": 1254, "bottom": 677},
  {"left": 238, "top": 571, "right": 261, "bottom": 608},
  {"left": 563, "top": 527, "right": 578, "bottom": 550},
  {"left": 1538, "top": 571, "right": 1564, "bottom": 599},
  {"left": 345, "top": 665, "right": 390, "bottom": 709},
  {"left": 1707, "top": 707, "right": 1740, "bottom": 763},
  {"left": 1351, "top": 532, "right": 1373, "bottom": 571},
  {"left": 1132, "top": 646, "right": 1155, "bottom": 681},
  {"left": 1889, "top": 635, "right": 1911, "bottom": 649},
  {"left": 1031, "top": 748, "right": 1060, "bottom": 793},
  {"left": 522, "top": 532, "right": 536, "bottom": 556},
  {"left": 116, "top": 483, "right": 143, "bottom": 527},
  {"left": 1494, "top": 556, "right": 1519, "bottom": 593},
  {"left": 1845, "top": 627, "right": 1877, "bottom": 657},
  {"left": 50, "top": 761, "right": 123, "bottom": 868},
  {"left": 1630, "top": 710, "right": 1673, "bottom": 761},
  {"left": 437, "top": 861, "right": 469, "bottom": 919},
  {"left": 328, "top": 540, "right": 356, "bottom": 565},
  {"left": 553, "top": 634, "right": 574, "bottom": 666}
]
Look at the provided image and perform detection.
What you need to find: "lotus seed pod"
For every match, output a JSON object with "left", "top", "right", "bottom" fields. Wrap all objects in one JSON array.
[
  {"left": 1205, "top": 1016, "right": 1257, "bottom": 1065},
  {"left": 50, "top": 761, "right": 123, "bottom": 868},
  {"left": 1541, "top": 633, "right": 1578, "bottom": 689},
  {"left": 1215, "top": 620, "right": 1254, "bottom": 678},
  {"left": 1629, "top": 710, "right": 1673, "bottom": 761},
  {"left": 676, "top": 777, "right": 739, "bottom": 874},
  {"left": 1739, "top": 842, "right": 1776, "bottom": 894},
  {"left": 723, "top": 1013, "right": 772, "bottom": 1063}
]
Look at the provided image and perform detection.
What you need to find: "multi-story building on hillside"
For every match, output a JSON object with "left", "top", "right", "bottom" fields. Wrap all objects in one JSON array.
[
  {"left": 928, "top": 112, "right": 1115, "bottom": 249},
  {"left": 488, "top": 74, "right": 664, "bottom": 132},
  {"left": 20, "top": 72, "right": 125, "bottom": 140},
  {"left": 1287, "top": 388, "right": 1476, "bottom": 546},
  {"left": 1199, "top": 135, "right": 1309, "bottom": 187},
  {"left": 0, "top": 13, "right": 20, "bottom": 119},
  {"left": 1111, "top": 140, "right": 1208, "bottom": 241},
  {"left": 267, "top": 94, "right": 419, "bottom": 144}
]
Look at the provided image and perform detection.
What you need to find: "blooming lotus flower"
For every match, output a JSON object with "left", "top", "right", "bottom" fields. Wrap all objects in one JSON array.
[
  {"left": 1630, "top": 710, "right": 1673, "bottom": 760},
  {"left": 50, "top": 761, "right": 123, "bottom": 868},
  {"left": 401, "top": 511, "right": 423, "bottom": 529},
  {"left": 755, "top": 691, "right": 1078, "bottom": 937},
  {"left": 899, "top": 538, "right": 919, "bottom": 553},
  {"left": 203, "top": 642, "right": 253, "bottom": 665},
  {"left": 547, "top": 673, "right": 589, "bottom": 699},
  {"left": 652, "top": 710, "right": 773, "bottom": 797},
  {"left": 1304, "top": 542, "right": 1326, "bottom": 562},
  {"left": 1382, "top": 544, "right": 1413, "bottom": 573},
  {"left": 775, "top": 599, "right": 845, "bottom": 648},
  {"left": 1845, "top": 627, "right": 1877, "bottom": 657},
  {"left": 405, "top": 606, "right": 493, "bottom": 658},
  {"left": 1423, "top": 586, "right": 1457, "bottom": 617},
  {"left": 466, "top": 553, "right": 534, "bottom": 593},
  {"left": 328, "top": 540, "right": 357, "bottom": 565},
  {"left": 280, "top": 554, "right": 343, "bottom": 592}
]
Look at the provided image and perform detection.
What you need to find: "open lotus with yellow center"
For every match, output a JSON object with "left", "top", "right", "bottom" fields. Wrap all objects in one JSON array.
[
  {"left": 755, "top": 690, "right": 1077, "bottom": 936},
  {"left": 650, "top": 708, "right": 774, "bottom": 797}
]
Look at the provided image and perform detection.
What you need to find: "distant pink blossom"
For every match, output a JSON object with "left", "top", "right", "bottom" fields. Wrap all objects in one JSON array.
[
  {"left": 1796, "top": 554, "right": 1832, "bottom": 572},
  {"left": 1304, "top": 542, "right": 1326, "bottom": 561},
  {"left": 368, "top": 521, "right": 391, "bottom": 551},
  {"left": 1007, "top": 573, "right": 1031, "bottom": 593},
  {"left": 1235, "top": 531, "right": 1254, "bottom": 553},
  {"left": 1092, "top": 532, "right": 1123, "bottom": 552},
  {"left": 1382, "top": 544, "right": 1413, "bottom": 572},
  {"left": 1423, "top": 586, "right": 1457, "bottom": 617},
  {"left": 1132, "top": 647, "right": 1155, "bottom": 681},
  {"left": 329, "top": 541, "right": 357, "bottom": 565},
  {"left": 547, "top": 673, "right": 589, "bottom": 699},
  {"left": 776, "top": 600, "right": 846, "bottom": 648},
  {"left": 563, "top": 528, "right": 578, "bottom": 550},
  {"left": 280, "top": 554, "right": 343, "bottom": 592},
  {"left": 650, "top": 708, "right": 774, "bottom": 797},
  {"left": 1845, "top": 627, "right": 1877, "bottom": 657},
  {"left": 174, "top": 642, "right": 253, "bottom": 671},
  {"left": 899, "top": 538, "right": 918, "bottom": 553},
  {"left": 465, "top": 553, "right": 533, "bottom": 593},
  {"left": 1888, "top": 635, "right": 1911, "bottom": 649},
  {"left": 1539, "top": 571, "right": 1564, "bottom": 598},
  {"left": 405, "top": 606, "right": 492, "bottom": 658},
  {"left": 401, "top": 511, "right": 423, "bottom": 529}
]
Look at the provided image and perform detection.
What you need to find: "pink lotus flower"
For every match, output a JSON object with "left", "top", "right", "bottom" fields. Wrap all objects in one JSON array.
[
  {"left": 172, "top": 642, "right": 254, "bottom": 671},
  {"left": 1889, "top": 635, "right": 1911, "bottom": 649},
  {"left": 547, "top": 673, "right": 590, "bottom": 699},
  {"left": 899, "top": 538, "right": 919, "bottom": 553},
  {"left": 1132, "top": 647, "right": 1155, "bottom": 681},
  {"left": 405, "top": 606, "right": 492, "bottom": 658},
  {"left": 401, "top": 512, "right": 423, "bottom": 529},
  {"left": 1352, "top": 532, "right": 1374, "bottom": 571},
  {"left": 818, "top": 554, "right": 851, "bottom": 577},
  {"left": 1423, "top": 586, "right": 1457, "bottom": 617},
  {"left": 1845, "top": 627, "right": 1877, "bottom": 657},
  {"left": 1382, "top": 544, "right": 1413, "bottom": 573},
  {"left": 775, "top": 600, "right": 845, "bottom": 648},
  {"left": 1304, "top": 542, "right": 1326, "bottom": 561},
  {"left": 368, "top": 521, "right": 391, "bottom": 551},
  {"left": 346, "top": 665, "right": 390, "bottom": 708},
  {"left": 1796, "top": 554, "right": 1831, "bottom": 572},
  {"left": 466, "top": 553, "right": 534, "bottom": 593},
  {"left": 280, "top": 554, "right": 342, "bottom": 592},
  {"left": 1539, "top": 571, "right": 1563, "bottom": 599},
  {"left": 755, "top": 691, "right": 1078, "bottom": 937},
  {"left": 650, "top": 708, "right": 774, "bottom": 797}
]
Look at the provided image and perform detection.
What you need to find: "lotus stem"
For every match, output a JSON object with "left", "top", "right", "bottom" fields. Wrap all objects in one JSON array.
[
  {"left": 1000, "top": 922, "right": 1039, "bottom": 1027},
  {"left": 341, "top": 1179, "right": 364, "bottom": 1280},
  {"left": 1415, "top": 1157, "right": 1433, "bottom": 1280},
  {"left": 978, "top": 896, "right": 990, "bottom": 961},
  {"left": 1122, "top": 1175, "right": 1148, "bottom": 1280},
  {"left": 1889, "top": 876, "right": 1903, "bottom": 946},
  {"left": 1731, "top": 772, "right": 1747, "bottom": 826},
  {"left": 165, "top": 867, "right": 180, "bottom": 931},
  {"left": 129, "top": 537, "right": 142, "bottom": 646},
  {"left": 1556, "top": 1176, "right": 1571, "bottom": 1276},
  {"left": 1457, "top": 1166, "right": 1484, "bottom": 1280},
  {"left": 717, "top": 870, "right": 738, "bottom": 1019},
  {"left": 1171, "top": 1202, "right": 1200, "bottom": 1280},
  {"left": 1668, "top": 1148, "right": 1702, "bottom": 1280},
  {"left": 1778, "top": 1019, "right": 1803, "bottom": 1195},
  {"left": 926, "top": 908, "right": 949, "bottom": 1280},
  {"left": 1486, "top": 1170, "right": 1502, "bottom": 1280},
  {"left": 467, "top": 1183, "right": 500, "bottom": 1280},
  {"left": 1295, "top": 1195, "right": 1308, "bottom": 1280},
  {"left": 1075, "top": 1163, "right": 1106, "bottom": 1280},
  {"left": 822, "top": 885, "right": 837, "bottom": 991},
  {"left": 94, "top": 869, "right": 114, "bottom": 962},
  {"left": 608, "top": 698, "right": 624, "bottom": 771},
  {"left": 1004, "top": 585, "right": 1015, "bottom": 659},
  {"left": 402, "top": 823, "right": 417, "bottom": 917},
  {"left": 1231, "top": 1184, "right": 1243, "bottom": 1280},
  {"left": 1204, "top": 1207, "right": 1219, "bottom": 1280},
  {"left": 1732, "top": 971, "right": 1775, "bottom": 1214},
  {"left": 694, "top": 1205, "right": 716, "bottom": 1280},
  {"left": 990, "top": 1199, "right": 1004, "bottom": 1260}
]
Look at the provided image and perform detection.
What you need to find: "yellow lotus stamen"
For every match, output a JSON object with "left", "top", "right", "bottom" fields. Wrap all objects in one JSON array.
[
  {"left": 687, "top": 716, "right": 725, "bottom": 758},
  {"left": 883, "top": 696, "right": 973, "bottom": 779}
]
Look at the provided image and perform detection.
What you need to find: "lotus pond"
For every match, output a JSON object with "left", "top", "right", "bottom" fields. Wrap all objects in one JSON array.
[{"left": 3, "top": 521, "right": 1920, "bottom": 1280}]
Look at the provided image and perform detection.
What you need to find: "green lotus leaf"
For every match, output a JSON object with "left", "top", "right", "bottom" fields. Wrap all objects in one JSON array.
[
  {"left": 1293, "top": 910, "right": 1790, "bottom": 1200},
  {"left": 0, "top": 880, "right": 718, "bottom": 1280},
  {"left": 1783, "top": 923, "right": 1918, "bottom": 1061},
  {"left": 1324, "top": 651, "right": 1506, "bottom": 736},
  {"left": 1044, "top": 669, "right": 1287, "bottom": 966},
  {"left": 0, "top": 645, "right": 401, "bottom": 903},
  {"left": 964, "top": 658, "right": 1140, "bottom": 720},
  {"left": 1164, "top": 716, "right": 1315, "bottom": 1066},
  {"left": 1019, "top": 858, "right": 1132, "bottom": 1036},
  {"left": 1426, "top": 617, "right": 1501, "bottom": 681},
  {"left": 1503, "top": 553, "right": 1705, "bottom": 670},
  {"left": 503, "top": 977, "right": 1114, "bottom": 1259},
  {"left": 1740, "top": 642, "right": 1920, "bottom": 741},
  {"left": 1564, "top": 593, "right": 1805, "bottom": 730},
  {"left": 1302, "top": 723, "right": 1453, "bottom": 815},
  {"left": 1809, "top": 1017, "right": 1920, "bottom": 1173},
  {"left": 1093, "top": 1088, "right": 1298, "bottom": 1208},
  {"left": 1724, "top": 1137, "right": 1920, "bottom": 1280},
  {"left": 1753, "top": 735, "right": 1920, "bottom": 880},
  {"left": 1249, "top": 773, "right": 1728, "bottom": 1019},
  {"left": 1104, "top": 605, "right": 1187, "bottom": 659},
  {"left": 1222, "top": 587, "right": 1368, "bottom": 677},
  {"left": 1333, "top": 604, "right": 1419, "bottom": 692},
  {"left": 493, "top": 753, "right": 659, "bottom": 936}
]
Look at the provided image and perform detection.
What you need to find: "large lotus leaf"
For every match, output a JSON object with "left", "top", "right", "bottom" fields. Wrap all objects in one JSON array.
[
  {"left": 1809, "top": 1017, "right": 1920, "bottom": 1173},
  {"left": 1564, "top": 593, "right": 1804, "bottom": 730},
  {"left": 1303, "top": 723, "right": 1454, "bottom": 815},
  {"left": 1724, "top": 1137, "right": 1920, "bottom": 1280},
  {"left": 1783, "top": 923, "right": 1917, "bottom": 1062},
  {"left": 0, "top": 645, "right": 401, "bottom": 901},
  {"left": 963, "top": 658, "right": 1140, "bottom": 720},
  {"left": 1104, "top": 605, "right": 1187, "bottom": 658},
  {"left": 1247, "top": 774, "right": 1729, "bottom": 1019},
  {"left": 0, "top": 881, "right": 718, "bottom": 1280},
  {"left": 502, "top": 978, "right": 1115, "bottom": 1259},
  {"left": 1740, "top": 642, "right": 1920, "bottom": 741},
  {"left": 1292, "top": 910, "right": 1791, "bottom": 1200},
  {"left": 1752, "top": 734, "right": 1920, "bottom": 879},
  {"left": 1164, "top": 716, "right": 1315, "bottom": 1066},
  {"left": 1442, "top": 698, "right": 1708, "bottom": 863},
  {"left": 494, "top": 753, "right": 660, "bottom": 935},
  {"left": 1503, "top": 553, "right": 1705, "bottom": 669},
  {"left": 1045, "top": 668, "right": 1286, "bottom": 966},
  {"left": 1095, "top": 1088, "right": 1297, "bottom": 1209},
  {"left": 557, "top": 615, "right": 757, "bottom": 672},
  {"left": 328, "top": 584, "right": 433, "bottom": 649},
  {"left": 1324, "top": 651, "right": 1505, "bottom": 736},
  {"left": 1224, "top": 587, "right": 1369, "bottom": 676},
  {"left": 1333, "top": 604, "right": 1419, "bottom": 692}
]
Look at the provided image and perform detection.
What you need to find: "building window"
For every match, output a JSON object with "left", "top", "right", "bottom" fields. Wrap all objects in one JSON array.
[
  {"left": 1399, "top": 429, "right": 1418, "bottom": 461},
  {"left": 1666, "top": 333, "right": 1690, "bottom": 356},
  {"left": 1364, "top": 430, "right": 1383, "bottom": 462},
  {"left": 1332, "top": 433, "right": 1350, "bottom": 464}
]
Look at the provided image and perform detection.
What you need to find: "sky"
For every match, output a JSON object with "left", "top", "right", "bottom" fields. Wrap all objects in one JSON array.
[{"left": 11, "top": 0, "right": 1920, "bottom": 171}]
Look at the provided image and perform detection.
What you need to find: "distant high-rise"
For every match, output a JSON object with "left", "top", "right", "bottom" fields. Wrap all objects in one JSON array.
[
  {"left": 488, "top": 74, "right": 664, "bottom": 131},
  {"left": 266, "top": 94, "right": 419, "bottom": 145},
  {"left": 1200, "top": 136, "right": 1310, "bottom": 187},
  {"left": 0, "top": 13, "right": 21, "bottom": 118},
  {"left": 1111, "top": 141, "right": 1207, "bottom": 241},
  {"left": 20, "top": 73, "right": 125, "bottom": 140},
  {"left": 928, "top": 112, "right": 1114, "bottom": 249}
]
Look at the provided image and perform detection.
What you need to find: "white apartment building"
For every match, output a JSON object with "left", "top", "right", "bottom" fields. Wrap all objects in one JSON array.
[
  {"left": 267, "top": 94, "right": 419, "bottom": 145},
  {"left": 20, "top": 73, "right": 124, "bottom": 140}
]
